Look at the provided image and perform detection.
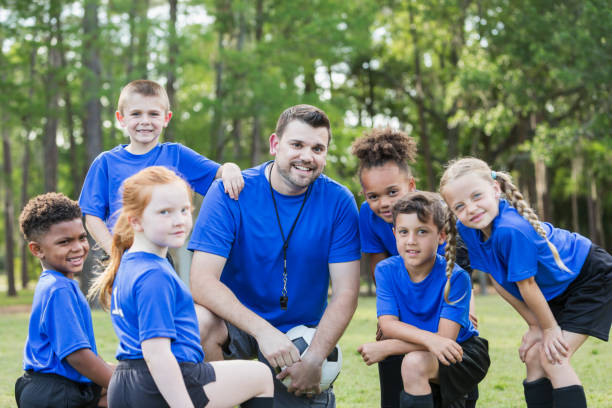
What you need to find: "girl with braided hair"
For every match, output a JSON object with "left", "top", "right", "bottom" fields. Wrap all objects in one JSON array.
[
  {"left": 440, "top": 157, "right": 612, "bottom": 408},
  {"left": 353, "top": 128, "right": 479, "bottom": 408},
  {"left": 371, "top": 192, "right": 489, "bottom": 408}
]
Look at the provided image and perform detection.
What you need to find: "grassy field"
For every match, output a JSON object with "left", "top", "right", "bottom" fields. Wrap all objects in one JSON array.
[{"left": 1, "top": 295, "right": 610, "bottom": 407}]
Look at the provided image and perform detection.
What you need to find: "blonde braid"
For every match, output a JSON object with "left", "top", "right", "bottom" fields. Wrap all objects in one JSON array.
[
  {"left": 495, "top": 171, "right": 571, "bottom": 272},
  {"left": 87, "top": 213, "right": 134, "bottom": 310}
]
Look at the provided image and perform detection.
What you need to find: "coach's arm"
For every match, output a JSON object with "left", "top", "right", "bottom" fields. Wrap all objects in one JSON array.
[
  {"left": 190, "top": 251, "right": 301, "bottom": 367},
  {"left": 278, "top": 259, "right": 360, "bottom": 396}
]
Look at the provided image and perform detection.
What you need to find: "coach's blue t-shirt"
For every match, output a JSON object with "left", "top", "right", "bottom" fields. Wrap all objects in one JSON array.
[
  {"left": 79, "top": 143, "right": 220, "bottom": 230},
  {"left": 188, "top": 161, "right": 361, "bottom": 333},
  {"left": 110, "top": 251, "right": 204, "bottom": 363},
  {"left": 376, "top": 255, "right": 477, "bottom": 344},
  {"left": 458, "top": 199, "right": 591, "bottom": 301},
  {"left": 359, "top": 201, "right": 445, "bottom": 256},
  {"left": 23, "top": 270, "right": 98, "bottom": 383}
]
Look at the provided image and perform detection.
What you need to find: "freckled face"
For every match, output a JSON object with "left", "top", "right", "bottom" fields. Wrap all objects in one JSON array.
[{"left": 361, "top": 162, "right": 416, "bottom": 223}]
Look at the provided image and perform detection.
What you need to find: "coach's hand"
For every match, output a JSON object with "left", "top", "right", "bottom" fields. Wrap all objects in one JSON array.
[
  {"left": 256, "top": 326, "right": 301, "bottom": 369},
  {"left": 277, "top": 352, "right": 322, "bottom": 397}
]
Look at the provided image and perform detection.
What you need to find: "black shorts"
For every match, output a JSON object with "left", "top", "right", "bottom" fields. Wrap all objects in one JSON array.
[
  {"left": 434, "top": 336, "right": 490, "bottom": 408},
  {"left": 15, "top": 370, "right": 102, "bottom": 408},
  {"left": 548, "top": 244, "right": 612, "bottom": 341},
  {"left": 107, "top": 359, "right": 216, "bottom": 408}
]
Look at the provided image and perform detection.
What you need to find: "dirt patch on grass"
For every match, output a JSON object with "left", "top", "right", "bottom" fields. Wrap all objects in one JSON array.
[{"left": 0, "top": 304, "right": 31, "bottom": 314}]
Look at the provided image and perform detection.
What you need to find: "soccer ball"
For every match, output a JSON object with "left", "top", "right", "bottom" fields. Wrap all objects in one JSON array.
[{"left": 281, "top": 325, "right": 342, "bottom": 391}]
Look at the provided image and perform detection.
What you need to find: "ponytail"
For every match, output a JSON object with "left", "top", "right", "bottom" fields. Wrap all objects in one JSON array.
[
  {"left": 495, "top": 171, "right": 571, "bottom": 273},
  {"left": 87, "top": 213, "right": 134, "bottom": 310}
]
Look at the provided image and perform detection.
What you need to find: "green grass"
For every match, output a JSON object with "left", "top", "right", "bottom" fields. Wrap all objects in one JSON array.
[
  {"left": 0, "top": 289, "right": 34, "bottom": 308},
  {"left": 1, "top": 295, "right": 610, "bottom": 407}
]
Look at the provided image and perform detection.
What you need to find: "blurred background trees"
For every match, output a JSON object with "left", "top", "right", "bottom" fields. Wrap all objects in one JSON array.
[{"left": 1, "top": 0, "right": 610, "bottom": 295}]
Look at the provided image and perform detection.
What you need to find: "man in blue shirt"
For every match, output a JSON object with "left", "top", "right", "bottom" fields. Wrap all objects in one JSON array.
[{"left": 188, "top": 104, "right": 361, "bottom": 407}]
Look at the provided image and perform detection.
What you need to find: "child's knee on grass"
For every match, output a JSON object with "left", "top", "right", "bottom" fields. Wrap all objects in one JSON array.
[{"left": 401, "top": 351, "right": 437, "bottom": 391}]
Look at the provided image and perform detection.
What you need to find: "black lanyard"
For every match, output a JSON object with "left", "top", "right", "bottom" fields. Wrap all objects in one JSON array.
[{"left": 268, "top": 162, "right": 312, "bottom": 310}]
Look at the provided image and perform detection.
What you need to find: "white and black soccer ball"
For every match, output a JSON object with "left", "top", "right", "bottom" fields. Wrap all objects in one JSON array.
[{"left": 282, "top": 324, "right": 342, "bottom": 391}]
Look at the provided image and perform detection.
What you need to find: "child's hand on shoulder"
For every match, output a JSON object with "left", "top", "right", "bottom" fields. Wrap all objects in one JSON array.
[{"left": 221, "top": 162, "right": 244, "bottom": 200}]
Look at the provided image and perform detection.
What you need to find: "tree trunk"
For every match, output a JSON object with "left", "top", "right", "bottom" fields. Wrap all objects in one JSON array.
[
  {"left": 55, "top": 14, "right": 81, "bottom": 196},
  {"left": 570, "top": 155, "right": 582, "bottom": 233},
  {"left": 211, "top": 32, "right": 225, "bottom": 160},
  {"left": 136, "top": 0, "right": 150, "bottom": 78},
  {"left": 534, "top": 159, "right": 549, "bottom": 221},
  {"left": 164, "top": 0, "right": 178, "bottom": 142},
  {"left": 43, "top": 48, "right": 60, "bottom": 193},
  {"left": 408, "top": 5, "right": 435, "bottom": 190},
  {"left": 82, "top": 0, "right": 103, "bottom": 167},
  {"left": 250, "top": 0, "right": 264, "bottom": 166},
  {"left": 2, "top": 117, "right": 17, "bottom": 296}
]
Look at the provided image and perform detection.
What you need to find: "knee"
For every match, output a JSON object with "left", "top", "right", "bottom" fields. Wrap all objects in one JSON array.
[
  {"left": 253, "top": 361, "right": 274, "bottom": 396},
  {"left": 524, "top": 343, "right": 543, "bottom": 369},
  {"left": 195, "top": 304, "right": 226, "bottom": 344},
  {"left": 400, "top": 352, "right": 431, "bottom": 384}
]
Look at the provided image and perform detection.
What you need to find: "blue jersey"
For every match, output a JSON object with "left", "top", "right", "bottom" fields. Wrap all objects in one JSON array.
[
  {"left": 188, "top": 161, "right": 361, "bottom": 333},
  {"left": 375, "top": 255, "right": 477, "bottom": 344},
  {"left": 23, "top": 270, "right": 98, "bottom": 383},
  {"left": 79, "top": 143, "right": 220, "bottom": 230},
  {"left": 110, "top": 251, "right": 204, "bottom": 363},
  {"left": 359, "top": 201, "right": 445, "bottom": 256},
  {"left": 458, "top": 199, "right": 591, "bottom": 301}
]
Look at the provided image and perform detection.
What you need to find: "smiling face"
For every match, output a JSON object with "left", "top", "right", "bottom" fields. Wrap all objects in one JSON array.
[
  {"left": 269, "top": 120, "right": 329, "bottom": 195},
  {"left": 116, "top": 93, "right": 172, "bottom": 153},
  {"left": 29, "top": 218, "right": 89, "bottom": 279},
  {"left": 393, "top": 212, "right": 445, "bottom": 279},
  {"left": 361, "top": 162, "right": 416, "bottom": 223},
  {"left": 442, "top": 173, "right": 501, "bottom": 239},
  {"left": 131, "top": 181, "right": 193, "bottom": 255}
]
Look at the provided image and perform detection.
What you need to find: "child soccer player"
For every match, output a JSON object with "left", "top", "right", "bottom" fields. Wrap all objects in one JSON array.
[
  {"left": 361, "top": 192, "right": 489, "bottom": 408},
  {"left": 15, "top": 192, "right": 114, "bottom": 408},
  {"left": 88, "top": 166, "right": 273, "bottom": 407},
  {"left": 352, "top": 128, "right": 479, "bottom": 408},
  {"left": 79, "top": 79, "right": 244, "bottom": 254},
  {"left": 439, "top": 157, "right": 612, "bottom": 408}
]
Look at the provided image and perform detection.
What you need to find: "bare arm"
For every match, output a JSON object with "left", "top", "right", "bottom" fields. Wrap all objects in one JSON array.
[
  {"left": 65, "top": 348, "right": 114, "bottom": 388},
  {"left": 358, "top": 338, "right": 426, "bottom": 365},
  {"left": 142, "top": 337, "right": 194, "bottom": 408},
  {"left": 367, "top": 252, "right": 388, "bottom": 285},
  {"left": 490, "top": 278, "right": 538, "bottom": 326},
  {"left": 516, "top": 277, "right": 568, "bottom": 363},
  {"left": 379, "top": 314, "right": 463, "bottom": 366},
  {"left": 279, "top": 260, "right": 360, "bottom": 395},
  {"left": 189, "top": 251, "right": 299, "bottom": 368},
  {"left": 84, "top": 215, "right": 112, "bottom": 255}
]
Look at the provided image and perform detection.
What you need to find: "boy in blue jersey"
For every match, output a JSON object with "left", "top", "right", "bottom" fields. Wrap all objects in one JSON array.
[
  {"left": 79, "top": 79, "right": 244, "bottom": 254},
  {"left": 359, "top": 192, "right": 489, "bottom": 408},
  {"left": 15, "top": 193, "right": 114, "bottom": 408},
  {"left": 188, "top": 104, "right": 361, "bottom": 408}
]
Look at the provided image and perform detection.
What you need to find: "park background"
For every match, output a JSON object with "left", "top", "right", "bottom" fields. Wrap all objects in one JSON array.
[{"left": 0, "top": 0, "right": 610, "bottom": 406}]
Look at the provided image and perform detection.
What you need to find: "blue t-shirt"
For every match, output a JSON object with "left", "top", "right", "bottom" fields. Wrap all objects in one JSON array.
[
  {"left": 110, "top": 251, "right": 204, "bottom": 363},
  {"left": 359, "top": 201, "right": 445, "bottom": 256},
  {"left": 375, "top": 255, "right": 477, "bottom": 344},
  {"left": 458, "top": 199, "right": 591, "bottom": 301},
  {"left": 79, "top": 143, "right": 220, "bottom": 230},
  {"left": 188, "top": 161, "right": 361, "bottom": 333},
  {"left": 23, "top": 270, "right": 98, "bottom": 383}
]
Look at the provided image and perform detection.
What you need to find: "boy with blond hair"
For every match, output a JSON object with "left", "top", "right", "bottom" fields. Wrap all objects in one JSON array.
[{"left": 79, "top": 79, "right": 244, "bottom": 253}]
